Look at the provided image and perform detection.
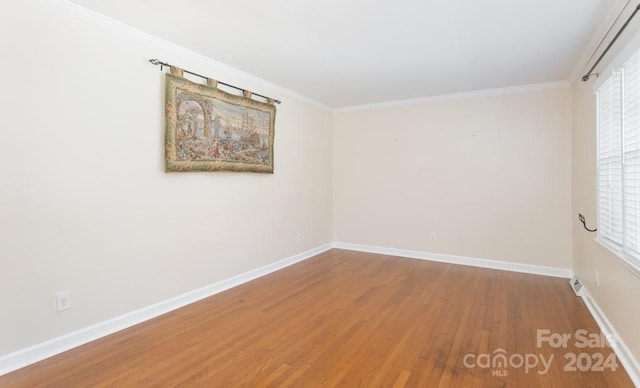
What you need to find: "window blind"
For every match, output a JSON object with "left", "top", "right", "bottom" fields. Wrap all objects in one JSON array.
[
  {"left": 623, "top": 54, "right": 640, "bottom": 261},
  {"left": 598, "top": 72, "right": 623, "bottom": 246},
  {"left": 597, "top": 50, "right": 640, "bottom": 271}
]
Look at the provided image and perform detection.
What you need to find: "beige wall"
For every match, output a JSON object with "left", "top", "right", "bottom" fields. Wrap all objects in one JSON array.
[
  {"left": 4, "top": 0, "right": 639, "bottom": 372},
  {"left": 572, "top": 78, "right": 640, "bottom": 361},
  {"left": 333, "top": 87, "right": 573, "bottom": 269},
  {"left": 0, "top": 1, "right": 332, "bottom": 356}
]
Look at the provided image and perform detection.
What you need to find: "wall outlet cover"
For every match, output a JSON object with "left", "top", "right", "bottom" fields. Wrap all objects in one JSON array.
[{"left": 56, "top": 291, "right": 71, "bottom": 312}]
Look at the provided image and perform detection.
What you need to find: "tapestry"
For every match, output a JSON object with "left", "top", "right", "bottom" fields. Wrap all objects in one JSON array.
[{"left": 164, "top": 70, "right": 276, "bottom": 173}]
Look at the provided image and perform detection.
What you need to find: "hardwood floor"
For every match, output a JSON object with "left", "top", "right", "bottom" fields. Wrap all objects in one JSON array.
[{"left": 0, "top": 249, "right": 634, "bottom": 387}]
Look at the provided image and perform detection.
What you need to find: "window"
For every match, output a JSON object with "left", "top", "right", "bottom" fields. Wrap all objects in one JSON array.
[{"left": 597, "top": 50, "right": 640, "bottom": 273}]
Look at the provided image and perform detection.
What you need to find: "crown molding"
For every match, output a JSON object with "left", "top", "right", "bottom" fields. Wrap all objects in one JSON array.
[
  {"left": 334, "top": 81, "right": 570, "bottom": 113},
  {"left": 47, "top": 0, "right": 332, "bottom": 112}
]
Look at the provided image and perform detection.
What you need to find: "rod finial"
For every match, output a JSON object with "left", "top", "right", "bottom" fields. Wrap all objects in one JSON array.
[
  {"left": 582, "top": 74, "right": 590, "bottom": 82},
  {"left": 149, "top": 58, "right": 161, "bottom": 65}
]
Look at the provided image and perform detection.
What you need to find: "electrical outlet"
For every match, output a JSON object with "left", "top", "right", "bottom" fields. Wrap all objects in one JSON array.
[
  {"left": 595, "top": 270, "right": 600, "bottom": 288},
  {"left": 296, "top": 232, "right": 302, "bottom": 243},
  {"left": 430, "top": 232, "right": 437, "bottom": 241},
  {"left": 56, "top": 291, "right": 71, "bottom": 312}
]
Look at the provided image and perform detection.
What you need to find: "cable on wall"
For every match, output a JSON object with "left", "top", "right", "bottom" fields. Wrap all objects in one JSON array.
[
  {"left": 582, "top": 3, "right": 640, "bottom": 81},
  {"left": 578, "top": 214, "right": 597, "bottom": 232},
  {"left": 148, "top": 59, "right": 282, "bottom": 104}
]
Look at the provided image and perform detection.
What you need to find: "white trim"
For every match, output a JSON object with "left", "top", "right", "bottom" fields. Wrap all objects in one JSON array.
[
  {"left": 47, "top": 0, "right": 573, "bottom": 112},
  {"left": 0, "top": 243, "right": 332, "bottom": 377},
  {"left": 332, "top": 242, "right": 572, "bottom": 278},
  {"left": 335, "top": 242, "right": 640, "bottom": 381},
  {"left": 580, "top": 286, "right": 640, "bottom": 386},
  {"left": 8, "top": 242, "right": 640, "bottom": 383},
  {"left": 334, "top": 81, "right": 570, "bottom": 112},
  {"left": 46, "top": 0, "right": 332, "bottom": 112}
]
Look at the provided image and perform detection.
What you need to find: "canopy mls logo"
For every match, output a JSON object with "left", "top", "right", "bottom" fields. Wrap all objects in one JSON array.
[
  {"left": 462, "top": 329, "right": 619, "bottom": 377},
  {"left": 463, "top": 349, "right": 553, "bottom": 376}
]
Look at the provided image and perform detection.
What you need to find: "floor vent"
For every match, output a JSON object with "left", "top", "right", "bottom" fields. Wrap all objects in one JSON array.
[{"left": 569, "top": 276, "right": 584, "bottom": 296}]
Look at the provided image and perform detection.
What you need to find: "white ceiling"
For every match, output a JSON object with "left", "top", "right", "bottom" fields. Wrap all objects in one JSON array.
[{"left": 70, "top": 0, "right": 617, "bottom": 108}]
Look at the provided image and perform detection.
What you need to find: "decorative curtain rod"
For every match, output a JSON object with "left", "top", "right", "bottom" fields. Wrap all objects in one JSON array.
[
  {"left": 582, "top": 3, "right": 640, "bottom": 81},
  {"left": 148, "top": 59, "right": 282, "bottom": 104}
]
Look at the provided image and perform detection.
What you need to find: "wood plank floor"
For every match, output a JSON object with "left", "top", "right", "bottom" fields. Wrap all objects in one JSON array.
[{"left": 0, "top": 249, "right": 634, "bottom": 387}]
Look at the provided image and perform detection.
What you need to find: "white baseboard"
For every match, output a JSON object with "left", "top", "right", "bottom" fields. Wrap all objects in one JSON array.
[
  {"left": 332, "top": 242, "right": 573, "bottom": 278},
  {"left": 580, "top": 287, "right": 640, "bottom": 386},
  {"left": 0, "top": 243, "right": 332, "bottom": 377},
  {"left": 7, "top": 242, "right": 637, "bottom": 384},
  {"left": 334, "top": 242, "right": 640, "bottom": 383}
]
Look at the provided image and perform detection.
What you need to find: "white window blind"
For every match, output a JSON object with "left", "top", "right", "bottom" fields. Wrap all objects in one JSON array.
[
  {"left": 597, "top": 50, "right": 640, "bottom": 272},
  {"left": 623, "top": 54, "right": 640, "bottom": 261},
  {"left": 598, "top": 72, "right": 623, "bottom": 246}
]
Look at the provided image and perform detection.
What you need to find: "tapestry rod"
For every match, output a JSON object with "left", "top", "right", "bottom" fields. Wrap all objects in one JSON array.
[
  {"left": 148, "top": 59, "right": 282, "bottom": 104},
  {"left": 582, "top": 3, "right": 640, "bottom": 82}
]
